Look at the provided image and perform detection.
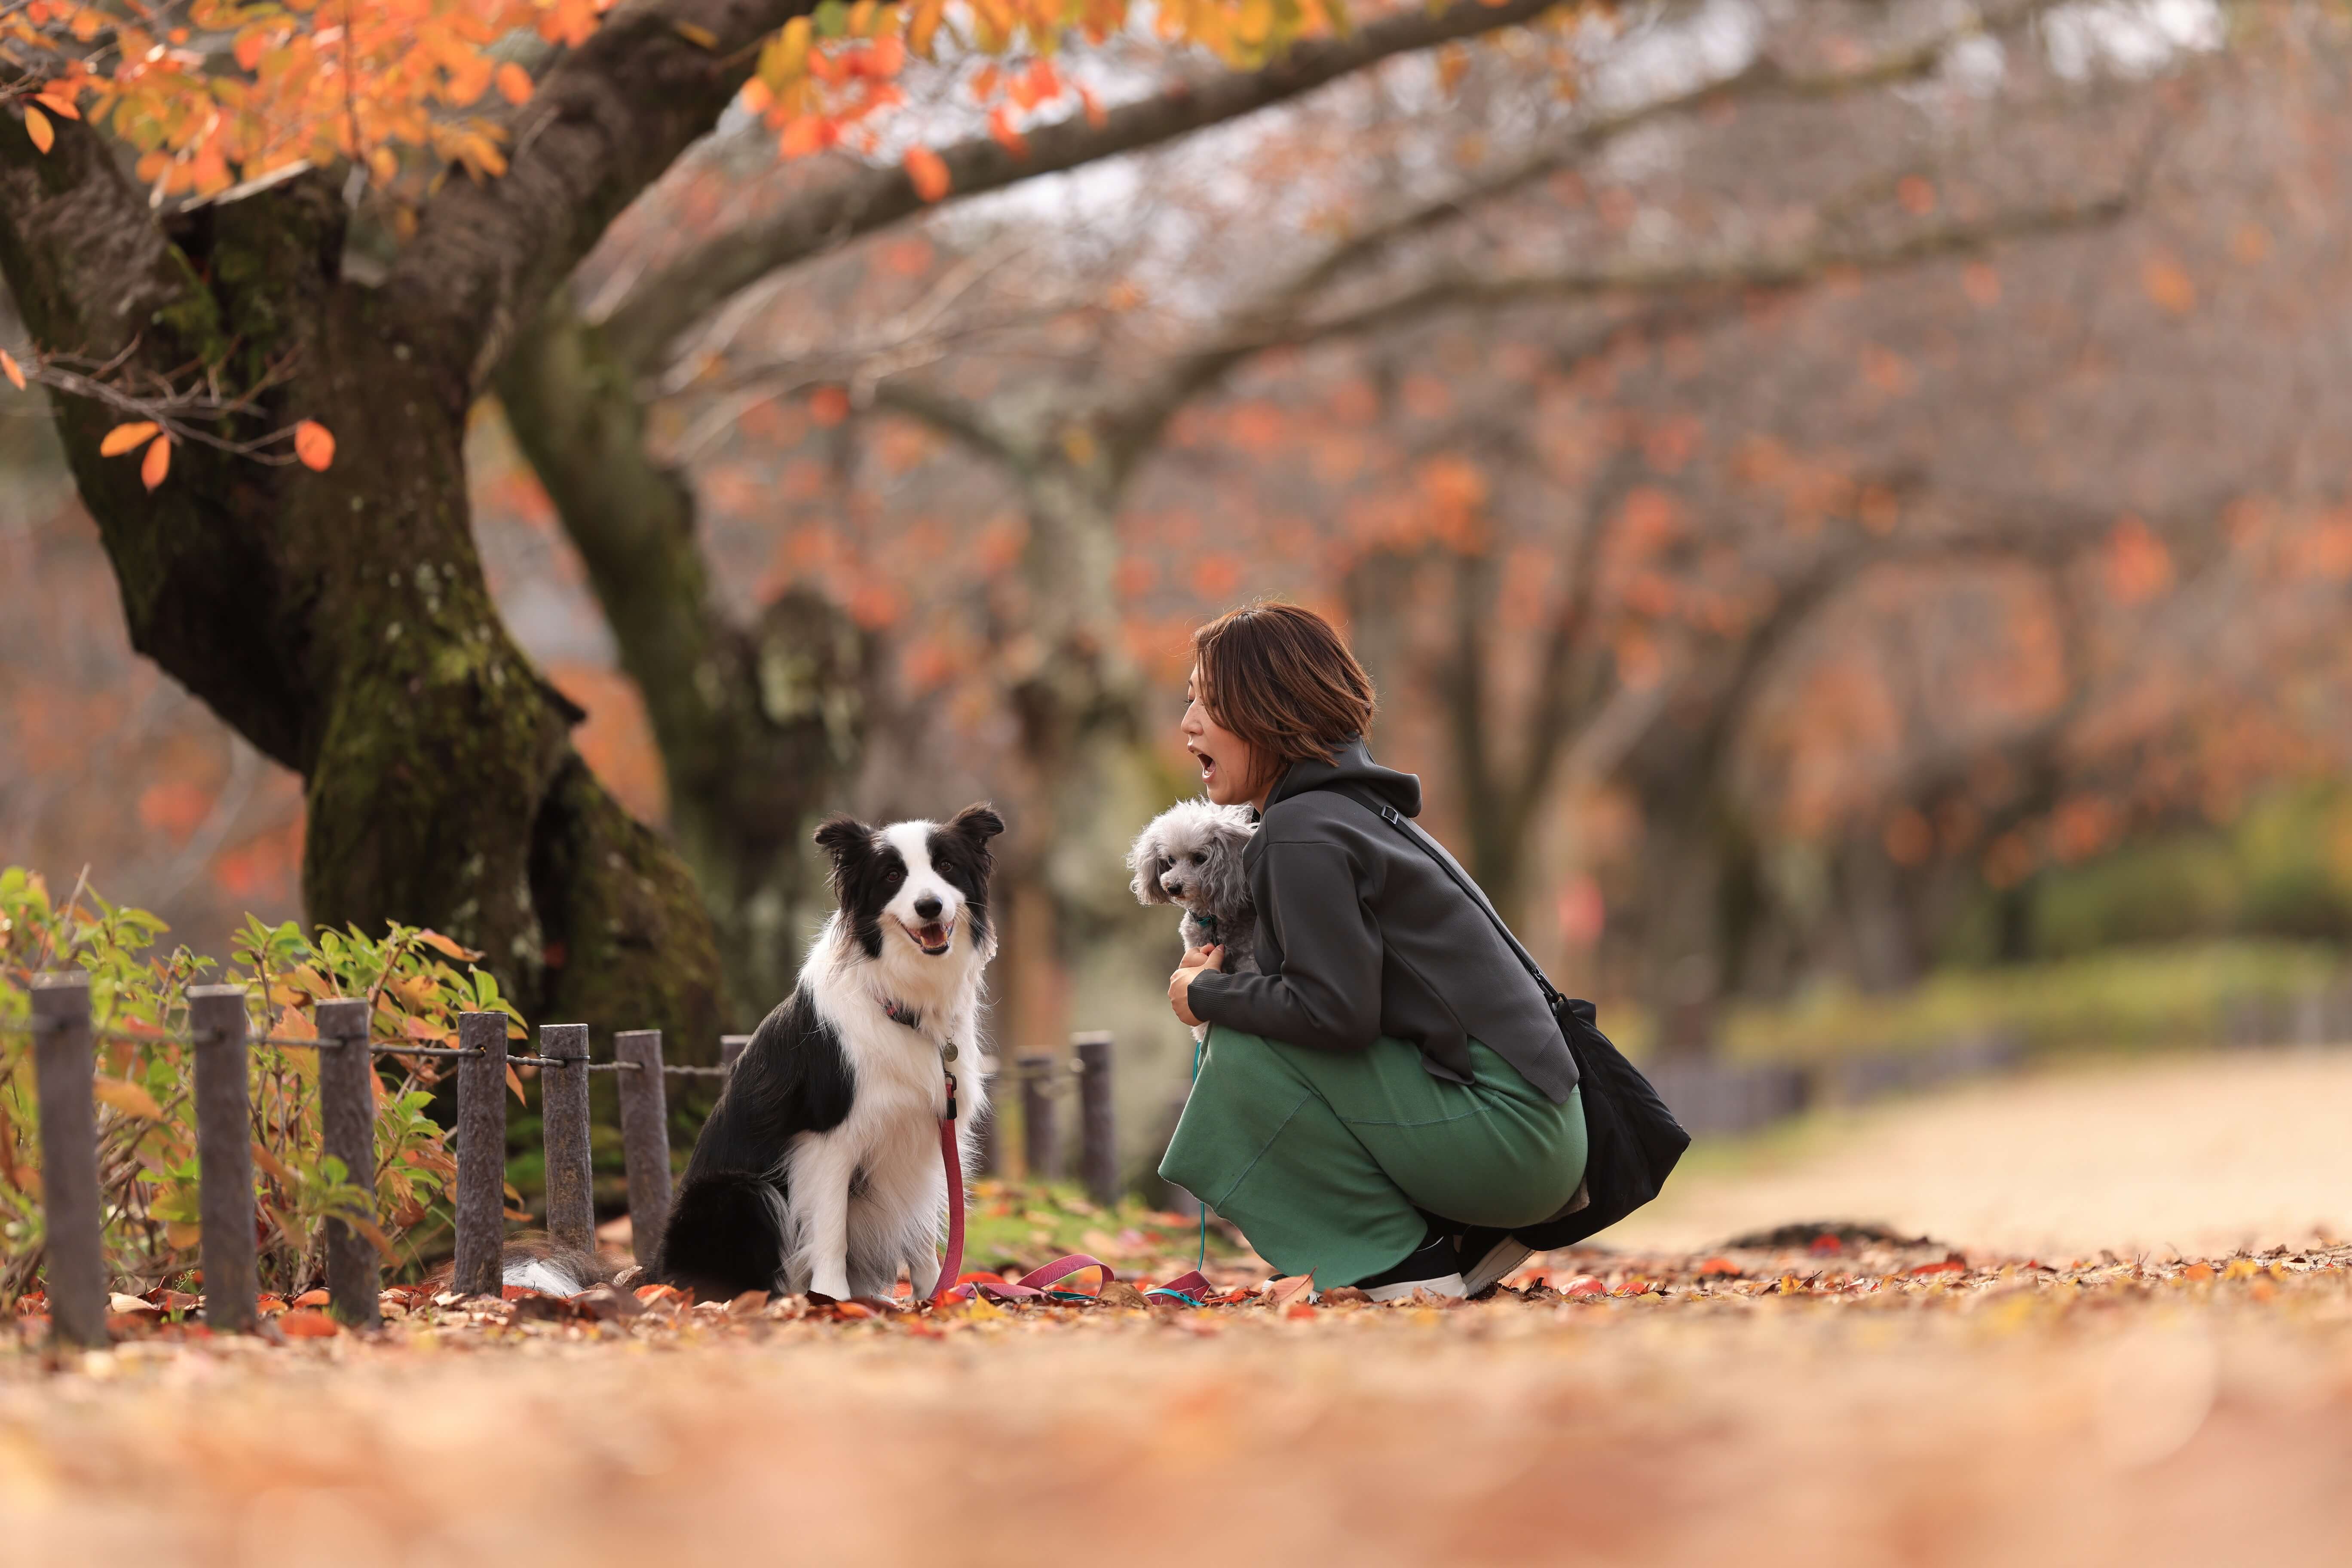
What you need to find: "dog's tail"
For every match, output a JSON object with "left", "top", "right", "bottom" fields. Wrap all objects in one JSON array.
[
  {"left": 652, "top": 1170, "right": 791, "bottom": 1303},
  {"left": 500, "top": 1233, "right": 620, "bottom": 1298},
  {"left": 415, "top": 1231, "right": 619, "bottom": 1299}
]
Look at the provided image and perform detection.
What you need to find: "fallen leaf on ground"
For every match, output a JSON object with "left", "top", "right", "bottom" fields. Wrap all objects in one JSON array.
[{"left": 278, "top": 1310, "right": 339, "bottom": 1339}]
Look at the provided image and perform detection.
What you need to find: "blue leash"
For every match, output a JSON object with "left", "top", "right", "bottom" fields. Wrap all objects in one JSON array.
[{"left": 1193, "top": 1030, "right": 1208, "bottom": 1270}]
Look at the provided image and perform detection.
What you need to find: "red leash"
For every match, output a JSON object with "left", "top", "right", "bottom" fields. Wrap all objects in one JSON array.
[
  {"left": 934, "top": 1106, "right": 966, "bottom": 1305},
  {"left": 928, "top": 1054, "right": 1117, "bottom": 1307}
]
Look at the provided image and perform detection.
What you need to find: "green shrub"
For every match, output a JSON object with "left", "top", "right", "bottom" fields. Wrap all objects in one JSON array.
[{"left": 0, "top": 868, "right": 526, "bottom": 1305}]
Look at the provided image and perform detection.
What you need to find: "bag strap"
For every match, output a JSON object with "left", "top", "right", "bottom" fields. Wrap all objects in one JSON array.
[{"left": 1322, "top": 786, "right": 1565, "bottom": 1010}]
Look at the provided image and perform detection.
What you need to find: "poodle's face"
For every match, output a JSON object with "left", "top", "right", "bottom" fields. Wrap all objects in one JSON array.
[{"left": 1128, "top": 799, "right": 1256, "bottom": 916}]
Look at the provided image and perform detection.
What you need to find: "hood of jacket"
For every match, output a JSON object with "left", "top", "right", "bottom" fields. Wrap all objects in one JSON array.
[{"left": 1265, "top": 736, "right": 1422, "bottom": 818}]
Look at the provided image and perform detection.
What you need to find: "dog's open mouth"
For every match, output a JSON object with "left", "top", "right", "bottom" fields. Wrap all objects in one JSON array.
[{"left": 901, "top": 917, "right": 955, "bottom": 956}]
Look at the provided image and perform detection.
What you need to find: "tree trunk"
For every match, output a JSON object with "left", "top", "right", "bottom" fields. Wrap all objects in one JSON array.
[
  {"left": 495, "top": 294, "right": 871, "bottom": 1020},
  {"left": 1834, "top": 831, "right": 1930, "bottom": 992},
  {"left": 0, "top": 153, "right": 720, "bottom": 1051},
  {"left": 992, "top": 449, "right": 1163, "bottom": 1052},
  {"left": 1628, "top": 785, "right": 1738, "bottom": 1058}
]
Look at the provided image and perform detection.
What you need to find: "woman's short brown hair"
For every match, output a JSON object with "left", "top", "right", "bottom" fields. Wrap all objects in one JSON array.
[{"left": 1191, "top": 602, "right": 1376, "bottom": 789}]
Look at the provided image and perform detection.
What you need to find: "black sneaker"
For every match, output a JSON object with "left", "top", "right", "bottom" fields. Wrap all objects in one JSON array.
[
  {"left": 1352, "top": 1233, "right": 1467, "bottom": 1302},
  {"left": 1452, "top": 1225, "right": 1534, "bottom": 1298}
]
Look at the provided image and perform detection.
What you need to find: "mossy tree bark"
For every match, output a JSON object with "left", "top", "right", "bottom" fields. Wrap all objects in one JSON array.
[
  {"left": 495, "top": 294, "right": 871, "bottom": 1017},
  {"left": 0, "top": 1, "right": 832, "bottom": 1053}
]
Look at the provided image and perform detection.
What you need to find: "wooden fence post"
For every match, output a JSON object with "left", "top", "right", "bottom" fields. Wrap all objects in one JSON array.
[
  {"left": 1018, "top": 1051, "right": 1058, "bottom": 1181},
  {"left": 451, "top": 1011, "right": 509, "bottom": 1297},
  {"left": 32, "top": 972, "right": 108, "bottom": 1348},
  {"left": 540, "top": 1023, "right": 594, "bottom": 1255},
  {"left": 613, "top": 1030, "right": 671, "bottom": 1266},
  {"left": 1074, "top": 1031, "right": 1117, "bottom": 1207},
  {"left": 719, "top": 1034, "right": 751, "bottom": 1073},
  {"left": 315, "top": 998, "right": 380, "bottom": 1329},
  {"left": 187, "top": 984, "right": 260, "bottom": 1335}
]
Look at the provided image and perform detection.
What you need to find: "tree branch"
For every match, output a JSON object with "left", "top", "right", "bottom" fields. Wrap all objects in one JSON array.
[
  {"left": 599, "top": 0, "right": 1587, "bottom": 374},
  {"left": 867, "top": 376, "right": 1029, "bottom": 468},
  {"left": 1093, "top": 5, "right": 2061, "bottom": 468},
  {"left": 391, "top": 0, "right": 816, "bottom": 399},
  {"left": 0, "top": 95, "right": 190, "bottom": 368}
]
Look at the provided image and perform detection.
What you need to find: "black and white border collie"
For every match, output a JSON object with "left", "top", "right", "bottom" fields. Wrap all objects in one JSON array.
[{"left": 649, "top": 804, "right": 1003, "bottom": 1303}]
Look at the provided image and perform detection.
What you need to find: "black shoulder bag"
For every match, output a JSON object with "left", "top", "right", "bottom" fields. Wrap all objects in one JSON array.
[{"left": 1335, "top": 789, "right": 1690, "bottom": 1248}]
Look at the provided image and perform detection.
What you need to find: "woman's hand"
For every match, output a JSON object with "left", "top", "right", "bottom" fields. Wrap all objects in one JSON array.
[{"left": 1168, "top": 944, "right": 1225, "bottom": 1028}]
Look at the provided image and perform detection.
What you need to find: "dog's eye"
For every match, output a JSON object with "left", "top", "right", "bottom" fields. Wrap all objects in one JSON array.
[{"left": 1188, "top": 853, "right": 1204, "bottom": 864}]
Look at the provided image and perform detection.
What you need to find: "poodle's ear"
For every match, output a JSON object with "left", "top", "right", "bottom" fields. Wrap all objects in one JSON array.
[
  {"left": 1194, "top": 825, "right": 1253, "bottom": 927},
  {"left": 813, "top": 816, "right": 876, "bottom": 878},
  {"left": 1128, "top": 831, "right": 1174, "bottom": 906},
  {"left": 946, "top": 803, "right": 1005, "bottom": 845}
]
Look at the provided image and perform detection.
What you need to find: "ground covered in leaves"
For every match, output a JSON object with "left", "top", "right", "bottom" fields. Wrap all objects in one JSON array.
[{"left": 6, "top": 1054, "right": 2352, "bottom": 1565}]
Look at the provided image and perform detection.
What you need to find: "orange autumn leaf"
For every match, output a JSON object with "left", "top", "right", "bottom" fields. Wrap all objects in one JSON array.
[
  {"left": 99, "top": 420, "right": 159, "bottom": 456},
  {"left": 1, "top": 349, "right": 22, "bottom": 391},
  {"left": 808, "top": 385, "right": 851, "bottom": 426},
  {"left": 278, "top": 1308, "right": 341, "bottom": 1339},
  {"left": 778, "top": 114, "right": 827, "bottom": 158},
  {"left": 2142, "top": 253, "right": 2197, "bottom": 315},
  {"left": 908, "top": 0, "right": 946, "bottom": 56},
  {"left": 22, "top": 104, "right": 52, "bottom": 153},
  {"left": 495, "top": 62, "right": 534, "bottom": 105},
  {"left": 141, "top": 433, "right": 172, "bottom": 490},
  {"left": 250, "top": 1142, "right": 297, "bottom": 1185},
  {"left": 905, "top": 145, "right": 950, "bottom": 202},
  {"left": 293, "top": 419, "right": 336, "bottom": 471},
  {"left": 91, "top": 1078, "right": 163, "bottom": 1120},
  {"left": 415, "top": 928, "right": 484, "bottom": 962},
  {"left": 988, "top": 104, "right": 1028, "bottom": 157}
]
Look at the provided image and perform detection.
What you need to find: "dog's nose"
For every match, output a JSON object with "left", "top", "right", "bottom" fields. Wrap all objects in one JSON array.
[{"left": 913, "top": 895, "right": 942, "bottom": 919}]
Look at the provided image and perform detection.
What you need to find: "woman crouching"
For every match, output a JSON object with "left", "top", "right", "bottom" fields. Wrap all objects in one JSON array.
[{"left": 1161, "top": 602, "right": 1588, "bottom": 1300}]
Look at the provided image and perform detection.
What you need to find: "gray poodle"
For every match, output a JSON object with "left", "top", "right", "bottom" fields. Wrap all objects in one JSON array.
[{"left": 1128, "top": 799, "right": 1261, "bottom": 1038}]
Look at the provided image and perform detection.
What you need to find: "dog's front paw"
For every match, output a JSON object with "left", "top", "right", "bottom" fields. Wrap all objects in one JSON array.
[{"left": 806, "top": 1273, "right": 853, "bottom": 1305}]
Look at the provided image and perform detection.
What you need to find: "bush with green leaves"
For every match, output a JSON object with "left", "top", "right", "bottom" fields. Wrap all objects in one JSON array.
[{"left": 0, "top": 868, "right": 527, "bottom": 1305}]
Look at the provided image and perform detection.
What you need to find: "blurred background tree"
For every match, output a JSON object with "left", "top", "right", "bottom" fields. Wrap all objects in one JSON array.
[{"left": 9, "top": 0, "right": 2352, "bottom": 1173}]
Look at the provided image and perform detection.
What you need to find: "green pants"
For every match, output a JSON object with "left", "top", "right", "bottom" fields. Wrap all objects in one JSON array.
[{"left": 1158, "top": 1027, "right": 1587, "bottom": 1287}]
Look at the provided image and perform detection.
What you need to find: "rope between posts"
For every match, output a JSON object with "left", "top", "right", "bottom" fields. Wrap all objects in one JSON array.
[{"left": 1, "top": 1016, "right": 741, "bottom": 1074}]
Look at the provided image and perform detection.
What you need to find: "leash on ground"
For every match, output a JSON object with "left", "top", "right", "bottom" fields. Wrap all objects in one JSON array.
[{"left": 921, "top": 1018, "right": 1212, "bottom": 1309}]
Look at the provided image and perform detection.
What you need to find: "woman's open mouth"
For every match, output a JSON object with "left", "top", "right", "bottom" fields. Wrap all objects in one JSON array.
[
  {"left": 1192, "top": 747, "right": 1217, "bottom": 786},
  {"left": 900, "top": 916, "right": 955, "bottom": 956}
]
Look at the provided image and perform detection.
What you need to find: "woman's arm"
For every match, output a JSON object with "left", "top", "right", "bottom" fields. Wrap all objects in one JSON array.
[{"left": 1179, "top": 839, "right": 1383, "bottom": 1050}]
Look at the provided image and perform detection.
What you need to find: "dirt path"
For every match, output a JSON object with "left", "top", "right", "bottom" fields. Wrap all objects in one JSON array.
[
  {"left": 1608, "top": 1047, "right": 2352, "bottom": 1260},
  {"left": 6, "top": 1265, "right": 2350, "bottom": 1567},
  {"left": 6, "top": 1049, "right": 2352, "bottom": 1565}
]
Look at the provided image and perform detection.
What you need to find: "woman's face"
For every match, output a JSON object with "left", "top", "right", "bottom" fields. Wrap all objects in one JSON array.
[{"left": 1182, "top": 664, "right": 1265, "bottom": 808}]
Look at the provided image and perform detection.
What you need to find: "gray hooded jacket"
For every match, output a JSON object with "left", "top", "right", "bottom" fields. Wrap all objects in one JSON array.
[{"left": 1185, "top": 739, "right": 1579, "bottom": 1104}]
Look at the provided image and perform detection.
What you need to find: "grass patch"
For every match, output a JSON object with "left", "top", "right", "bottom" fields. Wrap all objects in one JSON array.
[
  {"left": 1715, "top": 939, "right": 2346, "bottom": 1065},
  {"left": 961, "top": 1179, "right": 1243, "bottom": 1281}
]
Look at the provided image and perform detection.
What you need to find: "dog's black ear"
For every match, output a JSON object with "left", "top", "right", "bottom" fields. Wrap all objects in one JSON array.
[
  {"left": 947, "top": 803, "right": 1005, "bottom": 843},
  {"left": 813, "top": 816, "right": 875, "bottom": 865}
]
